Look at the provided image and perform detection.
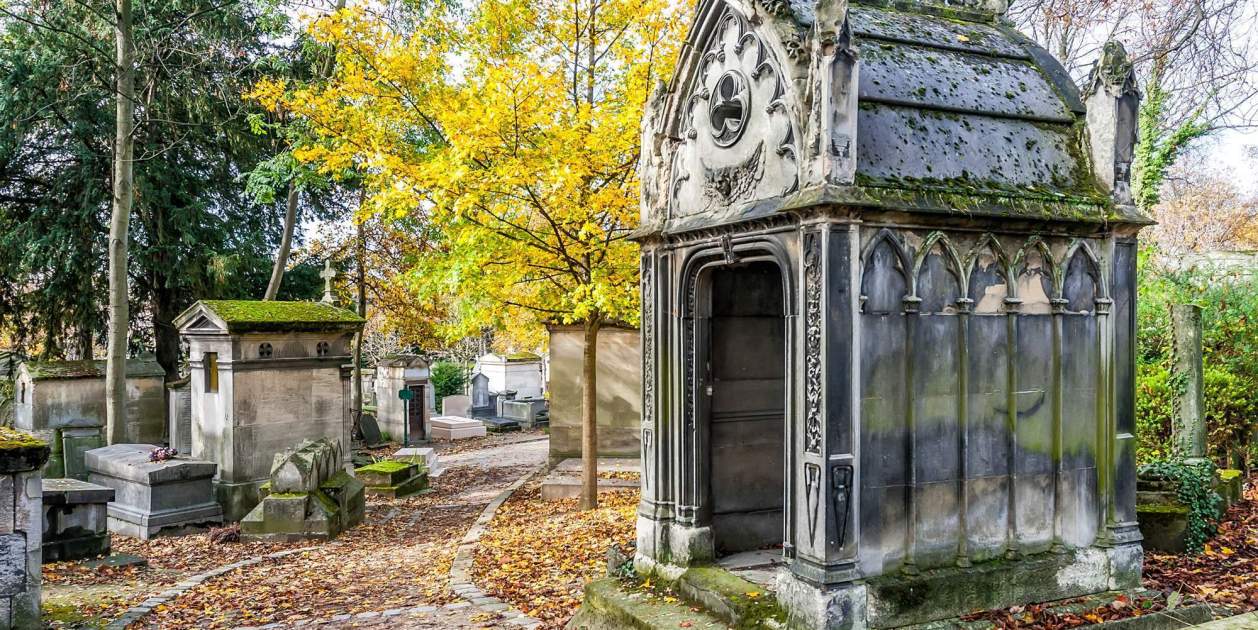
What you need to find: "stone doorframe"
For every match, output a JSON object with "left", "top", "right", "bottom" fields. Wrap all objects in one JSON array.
[{"left": 640, "top": 225, "right": 802, "bottom": 569}]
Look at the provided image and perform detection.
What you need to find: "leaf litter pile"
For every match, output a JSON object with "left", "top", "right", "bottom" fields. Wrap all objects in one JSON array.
[
  {"left": 1144, "top": 474, "right": 1258, "bottom": 612},
  {"left": 474, "top": 482, "right": 638, "bottom": 628}
]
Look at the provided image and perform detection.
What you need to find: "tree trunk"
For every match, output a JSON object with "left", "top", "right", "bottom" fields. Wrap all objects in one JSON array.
[
  {"left": 351, "top": 214, "right": 366, "bottom": 438},
  {"left": 580, "top": 316, "right": 601, "bottom": 510},
  {"left": 264, "top": 183, "right": 299, "bottom": 300},
  {"left": 106, "top": 0, "right": 135, "bottom": 446}
]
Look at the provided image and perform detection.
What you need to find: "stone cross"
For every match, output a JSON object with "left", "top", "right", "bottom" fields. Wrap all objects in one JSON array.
[
  {"left": 320, "top": 260, "right": 337, "bottom": 304},
  {"left": 1171, "top": 304, "right": 1207, "bottom": 462}
]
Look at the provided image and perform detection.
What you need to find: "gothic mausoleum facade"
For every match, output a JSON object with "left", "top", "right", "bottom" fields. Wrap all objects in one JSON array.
[{"left": 631, "top": 0, "right": 1147, "bottom": 627}]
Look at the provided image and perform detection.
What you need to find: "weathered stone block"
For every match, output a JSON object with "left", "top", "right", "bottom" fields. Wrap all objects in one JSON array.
[
  {"left": 392, "top": 447, "right": 442, "bottom": 477},
  {"left": 41, "top": 478, "right": 113, "bottom": 563},
  {"left": 441, "top": 396, "right": 472, "bottom": 418},
  {"left": 241, "top": 439, "right": 363, "bottom": 542},
  {"left": 85, "top": 444, "right": 222, "bottom": 540},
  {"left": 355, "top": 461, "right": 427, "bottom": 499}
]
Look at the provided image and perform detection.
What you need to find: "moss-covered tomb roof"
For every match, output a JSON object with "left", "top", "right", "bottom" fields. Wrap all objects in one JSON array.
[
  {"left": 23, "top": 358, "right": 165, "bottom": 381},
  {"left": 190, "top": 300, "right": 365, "bottom": 333}
]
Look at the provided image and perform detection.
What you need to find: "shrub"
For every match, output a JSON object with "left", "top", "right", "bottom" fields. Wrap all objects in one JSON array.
[
  {"left": 430, "top": 361, "right": 466, "bottom": 400},
  {"left": 1136, "top": 250, "right": 1258, "bottom": 465}
]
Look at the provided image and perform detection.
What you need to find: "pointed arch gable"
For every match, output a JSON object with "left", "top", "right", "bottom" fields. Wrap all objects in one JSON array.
[
  {"left": 912, "top": 231, "right": 964, "bottom": 313},
  {"left": 1060, "top": 239, "right": 1108, "bottom": 299},
  {"left": 860, "top": 228, "right": 911, "bottom": 314},
  {"left": 965, "top": 233, "right": 1013, "bottom": 313}
]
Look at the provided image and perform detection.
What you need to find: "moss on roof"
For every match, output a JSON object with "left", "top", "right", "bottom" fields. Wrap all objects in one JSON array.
[
  {"left": 506, "top": 352, "right": 542, "bottom": 362},
  {"left": 199, "top": 300, "right": 365, "bottom": 333},
  {"left": 24, "top": 358, "right": 165, "bottom": 380}
]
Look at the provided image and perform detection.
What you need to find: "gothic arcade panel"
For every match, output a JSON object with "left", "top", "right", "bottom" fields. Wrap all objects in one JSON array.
[{"left": 856, "top": 228, "right": 1110, "bottom": 575}]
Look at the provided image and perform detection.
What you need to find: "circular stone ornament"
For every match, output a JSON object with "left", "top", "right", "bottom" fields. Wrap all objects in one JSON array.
[{"left": 709, "top": 70, "right": 751, "bottom": 147}]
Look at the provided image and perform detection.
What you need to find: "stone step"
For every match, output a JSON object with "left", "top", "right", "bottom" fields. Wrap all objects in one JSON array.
[
  {"left": 673, "top": 566, "right": 785, "bottom": 629},
  {"left": 566, "top": 577, "right": 732, "bottom": 630}
]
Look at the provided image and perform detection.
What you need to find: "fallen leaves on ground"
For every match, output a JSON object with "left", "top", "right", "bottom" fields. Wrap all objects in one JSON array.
[
  {"left": 434, "top": 429, "right": 548, "bottom": 456},
  {"left": 473, "top": 484, "right": 638, "bottom": 628},
  {"left": 962, "top": 593, "right": 1170, "bottom": 629},
  {"left": 1144, "top": 474, "right": 1258, "bottom": 612},
  {"left": 135, "top": 463, "right": 535, "bottom": 628}
]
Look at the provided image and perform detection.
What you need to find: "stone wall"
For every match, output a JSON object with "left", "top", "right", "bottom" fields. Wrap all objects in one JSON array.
[
  {"left": 547, "top": 325, "right": 641, "bottom": 462},
  {"left": 0, "top": 431, "right": 50, "bottom": 629}
]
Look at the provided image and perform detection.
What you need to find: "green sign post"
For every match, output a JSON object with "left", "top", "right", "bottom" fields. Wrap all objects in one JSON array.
[{"left": 399, "top": 388, "right": 415, "bottom": 445}]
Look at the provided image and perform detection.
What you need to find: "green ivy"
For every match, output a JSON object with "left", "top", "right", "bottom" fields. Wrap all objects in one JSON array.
[{"left": 1139, "top": 459, "right": 1222, "bottom": 554}]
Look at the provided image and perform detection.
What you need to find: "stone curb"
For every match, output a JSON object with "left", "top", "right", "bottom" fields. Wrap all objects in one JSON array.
[
  {"left": 105, "top": 546, "right": 320, "bottom": 630},
  {"left": 448, "top": 462, "right": 548, "bottom": 629}
]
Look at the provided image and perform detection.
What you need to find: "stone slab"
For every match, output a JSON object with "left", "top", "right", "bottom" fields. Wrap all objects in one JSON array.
[
  {"left": 429, "top": 416, "right": 486, "bottom": 441},
  {"left": 540, "top": 473, "right": 638, "bottom": 501},
  {"left": 85, "top": 444, "right": 218, "bottom": 484},
  {"left": 482, "top": 417, "right": 521, "bottom": 433},
  {"left": 86, "top": 444, "right": 223, "bottom": 539},
  {"left": 358, "top": 414, "right": 386, "bottom": 447},
  {"left": 42, "top": 478, "right": 114, "bottom": 505},
  {"left": 81, "top": 553, "right": 148, "bottom": 570},
  {"left": 554, "top": 458, "right": 640, "bottom": 474},
  {"left": 392, "top": 447, "right": 443, "bottom": 477}
]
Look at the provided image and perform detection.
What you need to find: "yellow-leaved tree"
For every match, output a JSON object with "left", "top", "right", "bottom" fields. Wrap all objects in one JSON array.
[{"left": 251, "top": 0, "right": 680, "bottom": 509}]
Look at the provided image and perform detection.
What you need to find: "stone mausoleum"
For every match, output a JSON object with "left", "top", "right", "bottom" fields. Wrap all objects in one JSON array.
[
  {"left": 628, "top": 0, "right": 1147, "bottom": 627},
  {"left": 174, "top": 300, "right": 364, "bottom": 521}
]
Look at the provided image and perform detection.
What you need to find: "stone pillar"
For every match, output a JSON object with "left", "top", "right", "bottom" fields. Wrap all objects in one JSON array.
[
  {"left": 1171, "top": 304, "right": 1207, "bottom": 462},
  {"left": 0, "top": 430, "right": 51, "bottom": 630}
]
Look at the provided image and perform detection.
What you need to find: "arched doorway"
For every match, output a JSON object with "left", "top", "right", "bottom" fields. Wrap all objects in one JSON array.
[{"left": 702, "top": 260, "right": 787, "bottom": 555}]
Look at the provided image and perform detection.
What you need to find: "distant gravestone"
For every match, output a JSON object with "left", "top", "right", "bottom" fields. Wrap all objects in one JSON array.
[
  {"left": 60, "top": 424, "right": 104, "bottom": 481},
  {"left": 470, "top": 373, "right": 490, "bottom": 409},
  {"left": 442, "top": 395, "right": 472, "bottom": 418},
  {"left": 358, "top": 413, "right": 385, "bottom": 447}
]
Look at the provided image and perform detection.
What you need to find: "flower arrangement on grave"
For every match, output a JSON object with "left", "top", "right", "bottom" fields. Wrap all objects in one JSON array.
[{"left": 148, "top": 446, "right": 178, "bottom": 462}]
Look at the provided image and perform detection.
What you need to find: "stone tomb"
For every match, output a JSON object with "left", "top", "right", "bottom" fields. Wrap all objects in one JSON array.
[
  {"left": 174, "top": 300, "right": 365, "bottom": 521},
  {"left": 45, "top": 417, "right": 104, "bottom": 481},
  {"left": 41, "top": 478, "right": 113, "bottom": 562},
  {"left": 85, "top": 444, "right": 223, "bottom": 539},
  {"left": 374, "top": 355, "right": 431, "bottom": 444},
  {"left": 475, "top": 352, "right": 544, "bottom": 399},
  {"left": 0, "top": 428, "right": 50, "bottom": 629},
  {"left": 355, "top": 460, "right": 428, "bottom": 499},
  {"left": 13, "top": 359, "right": 166, "bottom": 451},
  {"left": 593, "top": 0, "right": 1154, "bottom": 627},
  {"left": 429, "top": 416, "right": 486, "bottom": 441},
  {"left": 241, "top": 439, "right": 364, "bottom": 542}
]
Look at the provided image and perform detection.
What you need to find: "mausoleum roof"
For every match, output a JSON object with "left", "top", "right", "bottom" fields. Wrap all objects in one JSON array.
[
  {"left": 635, "top": 0, "right": 1149, "bottom": 236},
  {"left": 176, "top": 300, "right": 365, "bottom": 334},
  {"left": 22, "top": 358, "right": 166, "bottom": 381}
]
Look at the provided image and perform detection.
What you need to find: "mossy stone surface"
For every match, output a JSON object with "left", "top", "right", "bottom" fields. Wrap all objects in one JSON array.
[
  {"left": 197, "top": 300, "right": 364, "bottom": 332},
  {"left": 568, "top": 577, "right": 730, "bottom": 630},
  {"left": 0, "top": 427, "right": 49, "bottom": 474}
]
